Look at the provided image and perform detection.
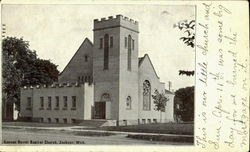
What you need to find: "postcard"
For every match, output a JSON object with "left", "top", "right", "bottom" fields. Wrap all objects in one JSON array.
[{"left": 0, "top": 0, "right": 249, "bottom": 152}]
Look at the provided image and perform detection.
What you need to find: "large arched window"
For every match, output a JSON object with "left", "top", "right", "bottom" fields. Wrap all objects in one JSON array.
[
  {"left": 126, "top": 96, "right": 132, "bottom": 110},
  {"left": 104, "top": 34, "right": 109, "bottom": 70},
  {"left": 143, "top": 80, "right": 151, "bottom": 110},
  {"left": 127, "top": 35, "right": 132, "bottom": 71}
]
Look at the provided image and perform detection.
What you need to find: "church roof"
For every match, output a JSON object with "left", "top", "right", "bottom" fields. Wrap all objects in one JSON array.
[
  {"left": 138, "top": 57, "right": 144, "bottom": 65},
  {"left": 138, "top": 54, "right": 160, "bottom": 79},
  {"left": 59, "top": 38, "right": 93, "bottom": 75},
  {"left": 165, "top": 89, "right": 175, "bottom": 95}
]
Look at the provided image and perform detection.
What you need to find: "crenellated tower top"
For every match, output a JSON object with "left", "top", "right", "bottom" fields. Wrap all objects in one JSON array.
[
  {"left": 93, "top": 14, "right": 139, "bottom": 33},
  {"left": 22, "top": 82, "right": 93, "bottom": 90}
]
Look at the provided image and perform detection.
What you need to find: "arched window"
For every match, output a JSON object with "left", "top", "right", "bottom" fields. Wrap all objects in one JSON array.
[
  {"left": 104, "top": 34, "right": 109, "bottom": 70},
  {"left": 110, "top": 36, "right": 113, "bottom": 48},
  {"left": 126, "top": 96, "right": 132, "bottom": 109},
  {"left": 127, "top": 35, "right": 132, "bottom": 71},
  {"left": 143, "top": 80, "right": 151, "bottom": 110},
  {"left": 125, "top": 37, "right": 127, "bottom": 48},
  {"left": 132, "top": 39, "right": 135, "bottom": 50}
]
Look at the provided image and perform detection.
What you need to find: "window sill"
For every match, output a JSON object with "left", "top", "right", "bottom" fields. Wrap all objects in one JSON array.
[
  {"left": 54, "top": 108, "right": 59, "bottom": 110},
  {"left": 26, "top": 108, "right": 32, "bottom": 110},
  {"left": 71, "top": 108, "right": 76, "bottom": 110},
  {"left": 47, "top": 108, "right": 52, "bottom": 110},
  {"left": 39, "top": 108, "right": 44, "bottom": 110},
  {"left": 62, "top": 108, "right": 67, "bottom": 110}
]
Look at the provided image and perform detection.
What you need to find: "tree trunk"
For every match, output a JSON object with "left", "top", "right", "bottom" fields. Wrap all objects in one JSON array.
[{"left": 160, "top": 111, "right": 162, "bottom": 123}]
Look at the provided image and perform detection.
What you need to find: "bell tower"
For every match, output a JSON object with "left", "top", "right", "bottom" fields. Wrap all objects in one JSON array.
[{"left": 93, "top": 15, "right": 139, "bottom": 124}]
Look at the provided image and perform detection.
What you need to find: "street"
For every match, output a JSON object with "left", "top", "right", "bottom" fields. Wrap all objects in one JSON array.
[{"left": 2, "top": 128, "right": 190, "bottom": 145}]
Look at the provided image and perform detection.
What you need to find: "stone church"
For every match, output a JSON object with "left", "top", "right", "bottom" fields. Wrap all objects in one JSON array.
[{"left": 20, "top": 15, "right": 174, "bottom": 126}]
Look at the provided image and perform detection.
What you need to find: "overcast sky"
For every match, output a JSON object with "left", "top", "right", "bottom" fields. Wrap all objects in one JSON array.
[{"left": 2, "top": 4, "right": 195, "bottom": 91}]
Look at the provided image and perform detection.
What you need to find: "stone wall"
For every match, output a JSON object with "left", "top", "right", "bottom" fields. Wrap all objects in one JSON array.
[
  {"left": 118, "top": 25, "right": 139, "bottom": 124},
  {"left": 93, "top": 15, "right": 139, "bottom": 121},
  {"left": 20, "top": 83, "right": 94, "bottom": 123},
  {"left": 93, "top": 26, "right": 120, "bottom": 120}
]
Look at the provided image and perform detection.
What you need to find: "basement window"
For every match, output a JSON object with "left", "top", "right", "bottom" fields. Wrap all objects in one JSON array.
[
  {"left": 123, "top": 120, "right": 127, "bottom": 126},
  {"left": 71, "top": 119, "right": 76, "bottom": 124}
]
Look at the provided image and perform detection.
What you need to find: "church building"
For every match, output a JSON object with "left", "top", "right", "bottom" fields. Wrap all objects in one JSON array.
[{"left": 20, "top": 15, "right": 174, "bottom": 126}]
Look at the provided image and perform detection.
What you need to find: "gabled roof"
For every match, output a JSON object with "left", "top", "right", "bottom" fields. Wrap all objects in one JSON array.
[
  {"left": 138, "top": 56, "right": 145, "bottom": 65},
  {"left": 138, "top": 54, "right": 160, "bottom": 79},
  {"left": 165, "top": 89, "right": 175, "bottom": 95},
  {"left": 59, "top": 38, "right": 93, "bottom": 75}
]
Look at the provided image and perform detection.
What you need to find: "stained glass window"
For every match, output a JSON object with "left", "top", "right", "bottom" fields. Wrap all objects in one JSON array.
[{"left": 143, "top": 80, "right": 151, "bottom": 110}]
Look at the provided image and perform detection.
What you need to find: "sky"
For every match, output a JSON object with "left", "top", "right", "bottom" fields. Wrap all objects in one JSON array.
[{"left": 2, "top": 4, "right": 195, "bottom": 91}]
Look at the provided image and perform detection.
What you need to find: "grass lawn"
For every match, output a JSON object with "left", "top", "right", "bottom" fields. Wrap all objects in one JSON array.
[
  {"left": 96, "top": 123, "right": 194, "bottom": 135},
  {"left": 127, "top": 134, "right": 193, "bottom": 143},
  {"left": 4, "top": 121, "right": 194, "bottom": 135}
]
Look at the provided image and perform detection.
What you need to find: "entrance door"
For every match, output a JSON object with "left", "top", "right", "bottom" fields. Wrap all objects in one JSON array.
[{"left": 94, "top": 102, "right": 106, "bottom": 119}]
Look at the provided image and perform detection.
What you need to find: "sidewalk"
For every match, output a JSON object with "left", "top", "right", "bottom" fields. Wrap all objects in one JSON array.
[{"left": 3, "top": 125, "right": 193, "bottom": 138}]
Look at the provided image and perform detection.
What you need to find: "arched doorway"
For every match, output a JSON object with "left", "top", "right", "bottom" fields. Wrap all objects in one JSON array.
[{"left": 94, "top": 93, "right": 111, "bottom": 119}]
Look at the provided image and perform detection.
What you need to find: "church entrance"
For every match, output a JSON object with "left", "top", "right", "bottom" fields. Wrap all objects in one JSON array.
[
  {"left": 94, "top": 93, "right": 111, "bottom": 119},
  {"left": 94, "top": 102, "right": 106, "bottom": 119}
]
